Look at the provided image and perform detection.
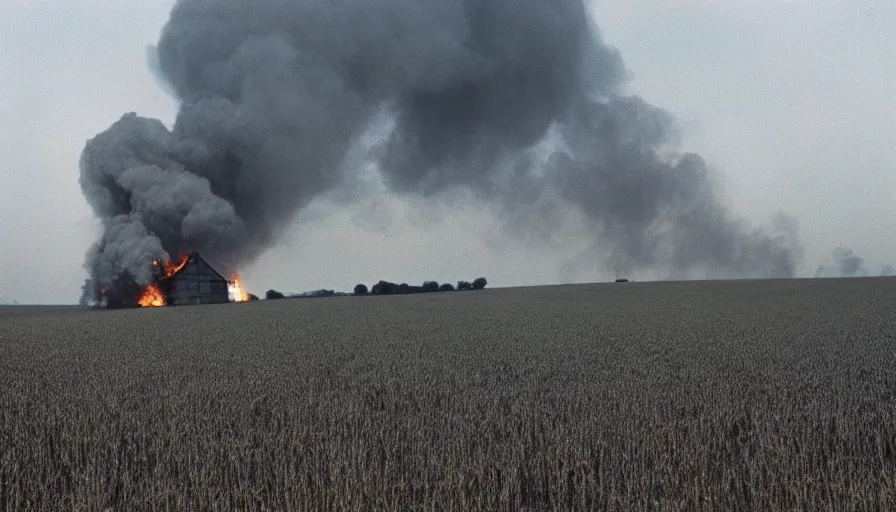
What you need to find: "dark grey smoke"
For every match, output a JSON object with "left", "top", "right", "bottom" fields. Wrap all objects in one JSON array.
[
  {"left": 881, "top": 265, "right": 895, "bottom": 277},
  {"left": 79, "top": 0, "right": 801, "bottom": 303}
]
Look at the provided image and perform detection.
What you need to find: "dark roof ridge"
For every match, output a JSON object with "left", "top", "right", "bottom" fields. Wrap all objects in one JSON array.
[{"left": 170, "top": 252, "right": 228, "bottom": 282}]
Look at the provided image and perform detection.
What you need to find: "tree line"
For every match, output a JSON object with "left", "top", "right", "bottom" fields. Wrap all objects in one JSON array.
[
  {"left": 263, "top": 277, "right": 487, "bottom": 300},
  {"left": 354, "top": 277, "right": 487, "bottom": 296}
]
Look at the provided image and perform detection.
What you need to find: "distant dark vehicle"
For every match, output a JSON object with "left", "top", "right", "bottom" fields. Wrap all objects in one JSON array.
[{"left": 615, "top": 278, "right": 629, "bottom": 283}]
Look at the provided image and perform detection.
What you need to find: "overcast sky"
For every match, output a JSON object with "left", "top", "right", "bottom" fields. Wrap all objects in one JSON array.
[{"left": 1, "top": 0, "right": 894, "bottom": 304}]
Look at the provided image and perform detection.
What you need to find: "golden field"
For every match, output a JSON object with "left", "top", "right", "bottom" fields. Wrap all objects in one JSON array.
[{"left": 2, "top": 278, "right": 895, "bottom": 510}]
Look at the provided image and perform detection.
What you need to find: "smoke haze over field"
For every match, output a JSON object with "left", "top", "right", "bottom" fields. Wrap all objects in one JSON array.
[
  {"left": 814, "top": 247, "right": 894, "bottom": 278},
  {"left": 815, "top": 247, "right": 866, "bottom": 278},
  {"left": 77, "top": 0, "right": 806, "bottom": 303}
]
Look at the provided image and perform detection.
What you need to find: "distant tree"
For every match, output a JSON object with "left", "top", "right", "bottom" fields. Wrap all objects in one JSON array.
[
  {"left": 399, "top": 283, "right": 411, "bottom": 294},
  {"left": 457, "top": 281, "right": 472, "bottom": 291},
  {"left": 372, "top": 280, "right": 399, "bottom": 295},
  {"left": 439, "top": 283, "right": 455, "bottom": 292},
  {"left": 472, "top": 277, "right": 487, "bottom": 290},
  {"left": 247, "top": 293, "right": 260, "bottom": 301},
  {"left": 422, "top": 281, "right": 439, "bottom": 293},
  {"left": 265, "top": 289, "right": 285, "bottom": 300},
  {"left": 354, "top": 283, "right": 369, "bottom": 295}
]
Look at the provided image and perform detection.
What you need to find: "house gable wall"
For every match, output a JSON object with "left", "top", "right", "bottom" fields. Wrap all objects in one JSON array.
[{"left": 166, "top": 254, "right": 230, "bottom": 306}]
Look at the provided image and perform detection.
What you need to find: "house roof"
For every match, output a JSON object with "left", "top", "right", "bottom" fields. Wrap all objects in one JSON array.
[{"left": 170, "top": 252, "right": 228, "bottom": 282}]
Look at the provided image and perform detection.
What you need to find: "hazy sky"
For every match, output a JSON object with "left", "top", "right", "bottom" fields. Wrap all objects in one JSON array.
[{"left": 1, "top": 0, "right": 894, "bottom": 304}]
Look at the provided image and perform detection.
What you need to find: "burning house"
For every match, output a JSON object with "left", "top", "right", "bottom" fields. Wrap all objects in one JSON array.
[
  {"left": 130, "top": 253, "right": 248, "bottom": 308},
  {"left": 165, "top": 253, "right": 229, "bottom": 306}
]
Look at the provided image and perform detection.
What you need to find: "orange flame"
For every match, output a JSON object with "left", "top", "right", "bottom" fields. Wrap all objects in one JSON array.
[
  {"left": 136, "top": 255, "right": 189, "bottom": 307},
  {"left": 162, "top": 255, "right": 189, "bottom": 279},
  {"left": 230, "top": 272, "right": 249, "bottom": 302},
  {"left": 137, "top": 282, "right": 166, "bottom": 307}
]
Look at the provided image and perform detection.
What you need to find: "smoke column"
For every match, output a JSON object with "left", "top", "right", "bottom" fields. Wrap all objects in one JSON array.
[
  {"left": 814, "top": 247, "right": 867, "bottom": 278},
  {"left": 79, "top": 0, "right": 801, "bottom": 303},
  {"left": 814, "top": 247, "right": 894, "bottom": 278}
]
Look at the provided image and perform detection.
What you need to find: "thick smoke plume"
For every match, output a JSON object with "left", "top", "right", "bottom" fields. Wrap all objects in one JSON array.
[{"left": 80, "top": 0, "right": 802, "bottom": 303}]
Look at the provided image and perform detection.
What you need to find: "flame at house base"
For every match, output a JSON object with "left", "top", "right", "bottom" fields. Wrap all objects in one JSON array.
[
  {"left": 137, "top": 282, "right": 166, "bottom": 307},
  {"left": 229, "top": 273, "right": 250, "bottom": 302}
]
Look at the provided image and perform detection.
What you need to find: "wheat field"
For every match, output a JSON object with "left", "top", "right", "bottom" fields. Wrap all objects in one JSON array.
[{"left": 2, "top": 278, "right": 895, "bottom": 510}]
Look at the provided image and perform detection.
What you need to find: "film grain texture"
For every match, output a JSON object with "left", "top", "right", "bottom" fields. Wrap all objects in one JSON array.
[{"left": 3, "top": 278, "right": 896, "bottom": 510}]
